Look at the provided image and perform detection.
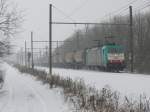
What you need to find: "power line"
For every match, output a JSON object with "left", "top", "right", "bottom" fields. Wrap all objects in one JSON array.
[
  {"left": 69, "top": 0, "right": 89, "bottom": 17},
  {"left": 52, "top": 0, "right": 149, "bottom": 24},
  {"left": 140, "top": 4, "right": 150, "bottom": 10},
  {"left": 112, "top": 0, "right": 139, "bottom": 14},
  {"left": 110, "top": 7, "right": 130, "bottom": 18},
  {"left": 118, "top": 0, "right": 150, "bottom": 16},
  {"left": 100, "top": 0, "right": 140, "bottom": 20},
  {"left": 134, "top": 2, "right": 150, "bottom": 12},
  {"left": 53, "top": 0, "right": 138, "bottom": 25},
  {"left": 52, "top": 5, "right": 76, "bottom": 22},
  {"left": 53, "top": 0, "right": 138, "bottom": 24},
  {"left": 117, "top": 1, "right": 150, "bottom": 17}
]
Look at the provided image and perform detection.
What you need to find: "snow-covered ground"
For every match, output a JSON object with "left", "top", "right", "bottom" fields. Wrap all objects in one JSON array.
[
  {"left": 37, "top": 66, "right": 150, "bottom": 97},
  {"left": 0, "top": 63, "right": 70, "bottom": 112}
]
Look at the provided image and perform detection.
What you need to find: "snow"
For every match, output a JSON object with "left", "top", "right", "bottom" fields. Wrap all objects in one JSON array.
[
  {"left": 37, "top": 66, "right": 150, "bottom": 97},
  {"left": 0, "top": 63, "right": 70, "bottom": 112}
]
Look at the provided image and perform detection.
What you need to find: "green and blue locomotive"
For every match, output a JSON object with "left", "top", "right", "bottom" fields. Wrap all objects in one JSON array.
[{"left": 86, "top": 44, "right": 125, "bottom": 71}]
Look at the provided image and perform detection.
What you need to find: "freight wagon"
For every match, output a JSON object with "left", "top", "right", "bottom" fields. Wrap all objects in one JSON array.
[{"left": 73, "top": 50, "right": 85, "bottom": 69}]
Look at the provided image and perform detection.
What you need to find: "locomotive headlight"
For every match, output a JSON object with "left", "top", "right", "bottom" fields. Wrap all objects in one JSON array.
[{"left": 119, "top": 53, "right": 125, "bottom": 60}]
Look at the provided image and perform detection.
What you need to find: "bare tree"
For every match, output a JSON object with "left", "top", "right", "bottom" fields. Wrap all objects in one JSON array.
[{"left": 0, "top": 0, "right": 22, "bottom": 57}]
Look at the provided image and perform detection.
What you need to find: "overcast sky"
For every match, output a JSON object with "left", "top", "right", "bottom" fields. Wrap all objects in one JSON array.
[{"left": 9, "top": 0, "right": 149, "bottom": 51}]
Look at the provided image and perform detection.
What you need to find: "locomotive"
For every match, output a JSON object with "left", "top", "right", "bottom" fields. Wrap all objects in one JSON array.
[{"left": 52, "top": 43, "right": 126, "bottom": 72}]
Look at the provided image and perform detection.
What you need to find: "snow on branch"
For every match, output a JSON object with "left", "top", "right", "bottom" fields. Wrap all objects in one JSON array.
[
  {"left": 0, "top": 0, "right": 23, "bottom": 57},
  {"left": 0, "top": 0, "right": 22, "bottom": 37}
]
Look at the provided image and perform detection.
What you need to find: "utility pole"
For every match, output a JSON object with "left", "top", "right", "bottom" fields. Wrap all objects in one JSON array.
[
  {"left": 49, "top": 4, "right": 52, "bottom": 76},
  {"left": 31, "top": 32, "right": 34, "bottom": 69},
  {"left": 129, "top": 6, "right": 133, "bottom": 73},
  {"left": 46, "top": 46, "right": 48, "bottom": 56},
  {"left": 39, "top": 50, "right": 42, "bottom": 66},
  {"left": 18, "top": 51, "right": 20, "bottom": 65},
  {"left": 56, "top": 41, "right": 59, "bottom": 63},
  {"left": 25, "top": 41, "right": 27, "bottom": 67},
  {"left": 40, "top": 50, "right": 42, "bottom": 58},
  {"left": 76, "top": 31, "right": 80, "bottom": 50},
  {"left": 21, "top": 48, "right": 23, "bottom": 65},
  {"left": 56, "top": 41, "right": 59, "bottom": 52}
]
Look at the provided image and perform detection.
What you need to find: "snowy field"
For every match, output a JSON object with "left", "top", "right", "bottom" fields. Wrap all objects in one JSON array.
[
  {"left": 0, "top": 63, "right": 70, "bottom": 112},
  {"left": 37, "top": 66, "right": 150, "bottom": 97}
]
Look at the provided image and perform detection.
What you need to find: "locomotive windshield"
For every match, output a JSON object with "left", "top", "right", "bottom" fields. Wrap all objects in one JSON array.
[{"left": 108, "top": 47, "right": 123, "bottom": 53}]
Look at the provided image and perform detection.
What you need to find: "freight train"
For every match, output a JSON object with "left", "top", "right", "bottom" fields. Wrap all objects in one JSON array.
[{"left": 52, "top": 43, "right": 126, "bottom": 72}]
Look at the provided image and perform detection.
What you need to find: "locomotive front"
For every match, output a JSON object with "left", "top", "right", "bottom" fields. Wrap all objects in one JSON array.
[{"left": 103, "top": 45, "right": 126, "bottom": 71}]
